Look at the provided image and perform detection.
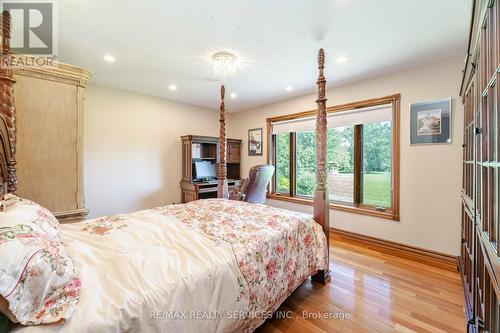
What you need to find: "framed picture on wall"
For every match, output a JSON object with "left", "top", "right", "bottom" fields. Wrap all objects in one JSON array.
[
  {"left": 248, "top": 128, "right": 263, "bottom": 156},
  {"left": 410, "top": 97, "right": 451, "bottom": 145}
]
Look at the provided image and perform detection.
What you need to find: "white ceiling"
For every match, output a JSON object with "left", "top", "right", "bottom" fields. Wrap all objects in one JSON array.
[{"left": 56, "top": 0, "right": 471, "bottom": 112}]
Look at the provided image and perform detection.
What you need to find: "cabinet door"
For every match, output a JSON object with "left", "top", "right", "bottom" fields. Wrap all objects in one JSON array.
[
  {"left": 182, "top": 190, "right": 197, "bottom": 203},
  {"left": 14, "top": 75, "right": 79, "bottom": 212},
  {"left": 228, "top": 142, "right": 241, "bottom": 163}
]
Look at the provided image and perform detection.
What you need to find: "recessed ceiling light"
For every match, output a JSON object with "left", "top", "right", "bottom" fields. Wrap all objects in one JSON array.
[
  {"left": 230, "top": 93, "right": 237, "bottom": 99},
  {"left": 103, "top": 54, "right": 115, "bottom": 63},
  {"left": 168, "top": 84, "right": 177, "bottom": 91},
  {"left": 336, "top": 56, "right": 348, "bottom": 64},
  {"left": 285, "top": 85, "right": 293, "bottom": 92}
]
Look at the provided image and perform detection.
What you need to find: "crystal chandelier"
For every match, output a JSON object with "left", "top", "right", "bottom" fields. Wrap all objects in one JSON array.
[{"left": 212, "top": 51, "right": 237, "bottom": 81}]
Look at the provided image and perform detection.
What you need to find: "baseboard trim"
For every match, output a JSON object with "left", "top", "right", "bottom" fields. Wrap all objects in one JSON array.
[{"left": 331, "top": 228, "right": 458, "bottom": 271}]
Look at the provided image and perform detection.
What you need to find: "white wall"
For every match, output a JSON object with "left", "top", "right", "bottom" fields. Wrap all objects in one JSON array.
[
  {"left": 84, "top": 85, "right": 219, "bottom": 218},
  {"left": 227, "top": 56, "right": 464, "bottom": 256}
]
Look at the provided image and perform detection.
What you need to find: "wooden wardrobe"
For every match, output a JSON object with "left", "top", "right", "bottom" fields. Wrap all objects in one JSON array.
[
  {"left": 459, "top": 0, "right": 499, "bottom": 332},
  {"left": 12, "top": 56, "right": 91, "bottom": 223}
]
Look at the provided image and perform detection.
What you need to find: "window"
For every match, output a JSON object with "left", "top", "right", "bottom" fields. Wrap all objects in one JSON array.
[
  {"left": 275, "top": 133, "right": 290, "bottom": 194},
  {"left": 361, "top": 121, "right": 392, "bottom": 208},
  {"left": 267, "top": 94, "right": 400, "bottom": 220},
  {"left": 328, "top": 126, "right": 355, "bottom": 203},
  {"left": 296, "top": 130, "right": 316, "bottom": 196}
]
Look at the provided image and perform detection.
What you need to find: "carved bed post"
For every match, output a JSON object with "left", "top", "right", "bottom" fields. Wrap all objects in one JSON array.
[
  {"left": 0, "top": 11, "right": 17, "bottom": 194},
  {"left": 217, "top": 85, "right": 228, "bottom": 199},
  {"left": 312, "top": 48, "right": 331, "bottom": 284}
]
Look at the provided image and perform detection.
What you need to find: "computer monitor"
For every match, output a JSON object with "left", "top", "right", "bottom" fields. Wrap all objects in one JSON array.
[{"left": 194, "top": 161, "right": 216, "bottom": 181}]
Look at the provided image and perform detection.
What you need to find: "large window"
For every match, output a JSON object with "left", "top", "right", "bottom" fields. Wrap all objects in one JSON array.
[{"left": 268, "top": 94, "right": 400, "bottom": 220}]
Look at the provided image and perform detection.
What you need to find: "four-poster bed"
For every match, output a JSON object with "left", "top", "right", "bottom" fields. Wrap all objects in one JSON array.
[
  {"left": 216, "top": 49, "right": 331, "bottom": 284},
  {"left": 0, "top": 10, "right": 331, "bottom": 332},
  {"left": 217, "top": 85, "right": 229, "bottom": 199},
  {"left": 0, "top": 10, "right": 16, "bottom": 196}
]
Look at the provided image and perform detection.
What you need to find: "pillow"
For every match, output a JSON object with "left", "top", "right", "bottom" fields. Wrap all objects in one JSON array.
[
  {"left": 1, "top": 194, "right": 61, "bottom": 239},
  {"left": 0, "top": 195, "right": 80, "bottom": 325}
]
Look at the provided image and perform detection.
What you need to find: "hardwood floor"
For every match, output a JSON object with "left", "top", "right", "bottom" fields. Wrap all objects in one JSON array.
[{"left": 257, "top": 232, "right": 465, "bottom": 333}]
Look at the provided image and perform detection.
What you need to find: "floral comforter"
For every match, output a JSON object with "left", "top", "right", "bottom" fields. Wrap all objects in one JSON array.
[
  {"left": 13, "top": 209, "right": 249, "bottom": 333},
  {"left": 155, "top": 199, "right": 328, "bottom": 331},
  {"left": 14, "top": 199, "right": 327, "bottom": 333}
]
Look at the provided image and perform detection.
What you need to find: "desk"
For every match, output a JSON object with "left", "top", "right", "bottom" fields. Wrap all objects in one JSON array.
[
  {"left": 180, "top": 135, "right": 242, "bottom": 203},
  {"left": 180, "top": 179, "right": 240, "bottom": 203}
]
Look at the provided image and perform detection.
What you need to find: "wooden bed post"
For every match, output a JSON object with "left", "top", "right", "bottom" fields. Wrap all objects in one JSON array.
[
  {"left": 217, "top": 85, "right": 228, "bottom": 199},
  {"left": 0, "top": 11, "right": 17, "bottom": 194},
  {"left": 312, "top": 48, "right": 331, "bottom": 284}
]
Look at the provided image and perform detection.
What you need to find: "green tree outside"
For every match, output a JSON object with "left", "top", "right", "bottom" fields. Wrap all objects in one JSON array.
[{"left": 275, "top": 121, "right": 391, "bottom": 207}]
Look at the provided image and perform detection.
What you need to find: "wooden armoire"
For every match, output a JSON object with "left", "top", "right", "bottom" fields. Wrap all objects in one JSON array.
[
  {"left": 459, "top": 0, "right": 499, "bottom": 332},
  {"left": 12, "top": 56, "right": 91, "bottom": 223}
]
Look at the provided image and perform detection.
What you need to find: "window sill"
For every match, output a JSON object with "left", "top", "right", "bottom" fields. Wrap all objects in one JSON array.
[{"left": 267, "top": 193, "right": 399, "bottom": 221}]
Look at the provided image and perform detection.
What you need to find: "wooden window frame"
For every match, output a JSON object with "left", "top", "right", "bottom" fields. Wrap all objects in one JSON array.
[{"left": 266, "top": 94, "right": 401, "bottom": 221}]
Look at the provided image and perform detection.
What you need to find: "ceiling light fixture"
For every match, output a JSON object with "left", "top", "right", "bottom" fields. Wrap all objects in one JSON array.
[
  {"left": 336, "top": 56, "right": 348, "bottom": 64},
  {"left": 212, "top": 51, "right": 238, "bottom": 81},
  {"left": 103, "top": 54, "right": 115, "bottom": 63},
  {"left": 168, "top": 84, "right": 177, "bottom": 91},
  {"left": 285, "top": 85, "right": 293, "bottom": 92},
  {"left": 230, "top": 93, "right": 237, "bottom": 99}
]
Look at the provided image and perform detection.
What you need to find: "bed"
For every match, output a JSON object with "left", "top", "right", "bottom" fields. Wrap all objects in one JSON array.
[{"left": 0, "top": 10, "right": 332, "bottom": 333}]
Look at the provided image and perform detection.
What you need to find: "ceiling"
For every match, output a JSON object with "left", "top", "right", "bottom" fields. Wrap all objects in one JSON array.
[{"left": 56, "top": 0, "right": 472, "bottom": 112}]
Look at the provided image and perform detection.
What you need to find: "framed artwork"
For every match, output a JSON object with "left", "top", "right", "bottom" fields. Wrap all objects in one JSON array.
[
  {"left": 410, "top": 97, "right": 451, "bottom": 145},
  {"left": 248, "top": 128, "right": 263, "bottom": 156}
]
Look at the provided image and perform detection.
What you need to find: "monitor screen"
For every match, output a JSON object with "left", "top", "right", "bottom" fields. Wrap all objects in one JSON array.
[{"left": 194, "top": 161, "right": 216, "bottom": 180}]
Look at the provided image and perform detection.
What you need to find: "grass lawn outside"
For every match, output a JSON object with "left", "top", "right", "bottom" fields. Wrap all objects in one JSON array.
[
  {"left": 362, "top": 172, "right": 391, "bottom": 207},
  {"left": 278, "top": 171, "right": 391, "bottom": 208}
]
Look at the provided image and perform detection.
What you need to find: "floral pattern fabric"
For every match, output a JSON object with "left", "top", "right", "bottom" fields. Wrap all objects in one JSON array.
[
  {"left": 0, "top": 195, "right": 80, "bottom": 325},
  {"left": 155, "top": 199, "right": 328, "bottom": 331},
  {"left": 80, "top": 214, "right": 128, "bottom": 235},
  {"left": 14, "top": 208, "right": 250, "bottom": 333},
  {"left": 2, "top": 194, "right": 61, "bottom": 240},
  {"left": 3, "top": 198, "right": 326, "bottom": 332}
]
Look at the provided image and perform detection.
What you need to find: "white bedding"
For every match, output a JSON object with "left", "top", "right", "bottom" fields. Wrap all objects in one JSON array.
[
  {"left": 11, "top": 199, "right": 328, "bottom": 333},
  {"left": 12, "top": 209, "right": 249, "bottom": 333}
]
